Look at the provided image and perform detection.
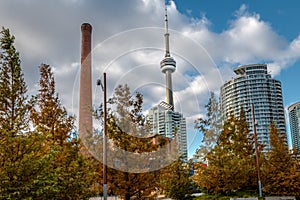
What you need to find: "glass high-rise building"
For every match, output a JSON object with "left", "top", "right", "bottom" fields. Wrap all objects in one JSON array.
[
  {"left": 220, "top": 64, "right": 287, "bottom": 150},
  {"left": 288, "top": 102, "right": 300, "bottom": 154},
  {"left": 147, "top": 102, "right": 188, "bottom": 160}
]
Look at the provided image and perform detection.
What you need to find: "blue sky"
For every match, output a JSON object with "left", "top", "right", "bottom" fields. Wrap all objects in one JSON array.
[
  {"left": 0, "top": 0, "right": 299, "bottom": 158},
  {"left": 175, "top": 0, "right": 300, "bottom": 40},
  {"left": 175, "top": 0, "right": 300, "bottom": 95},
  {"left": 174, "top": 0, "right": 300, "bottom": 153}
]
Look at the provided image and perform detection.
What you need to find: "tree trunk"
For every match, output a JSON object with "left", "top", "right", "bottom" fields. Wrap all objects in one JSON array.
[{"left": 125, "top": 193, "right": 130, "bottom": 200}]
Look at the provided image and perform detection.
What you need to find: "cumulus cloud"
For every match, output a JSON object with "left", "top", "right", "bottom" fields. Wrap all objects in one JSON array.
[
  {"left": 1, "top": 1, "right": 300, "bottom": 156},
  {"left": 180, "top": 4, "right": 300, "bottom": 77}
]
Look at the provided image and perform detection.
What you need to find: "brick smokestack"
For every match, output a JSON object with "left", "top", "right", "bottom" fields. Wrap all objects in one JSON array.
[{"left": 79, "top": 23, "right": 93, "bottom": 137}]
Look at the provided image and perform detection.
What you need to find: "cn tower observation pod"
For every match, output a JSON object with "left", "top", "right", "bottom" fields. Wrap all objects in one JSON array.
[{"left": 160, "top": 56, "right": 176, "bottom": 73}]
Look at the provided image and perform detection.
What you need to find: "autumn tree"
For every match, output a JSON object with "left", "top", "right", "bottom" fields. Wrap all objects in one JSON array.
[
  {"left": 30, "top": 63, "right": 74, "bottom": 144},
  {"left": 261, "top": 123, "right": 300, "bottom": 196},
  {"left": 193, "top": 111, "right": 257, "bottom": 194},
  {"left": 102, "top": 84, "right": 160, "bottom": 200},
  {"left": 29, "top": 63, "right": 98, "bottom": 199},
  {"left": 194, "top": 92, "right": 223, "bottom": 162}
]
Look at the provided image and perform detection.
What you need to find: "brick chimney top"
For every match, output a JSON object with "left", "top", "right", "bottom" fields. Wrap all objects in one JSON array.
[{"left": 81, "top": 23, "right": 92, "bottom": 32}]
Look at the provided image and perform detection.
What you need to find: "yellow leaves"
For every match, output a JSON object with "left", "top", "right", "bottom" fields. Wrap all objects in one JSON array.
[
  {"left": 261, "top": 124, "right": 300, "bottom": 195},
  {"left": 193, "top": 112, "right": 258, "bottom": 194}
]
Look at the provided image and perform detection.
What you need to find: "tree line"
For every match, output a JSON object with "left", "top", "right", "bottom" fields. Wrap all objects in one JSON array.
[
  {"left": 192, "top": 92, "right": 300, "bottom": 197},
  {"left": 0, "top": 27, "right": 195, "bottom": 200},
  {"left": 0, "top": 27, "right": 99, "bottom": 199}
]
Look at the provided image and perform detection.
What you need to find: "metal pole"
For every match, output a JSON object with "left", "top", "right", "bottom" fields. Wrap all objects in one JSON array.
[
  {"left": 103, "top": 72, "right": 107, "bottom": 200},
  {"left": 252, "top": 103, "right": 262, "bottom": 197}
]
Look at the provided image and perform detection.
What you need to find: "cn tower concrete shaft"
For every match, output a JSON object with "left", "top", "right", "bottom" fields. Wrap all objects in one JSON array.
[{"left": 165, "top": 70, "right": 173, "bottom": 108}]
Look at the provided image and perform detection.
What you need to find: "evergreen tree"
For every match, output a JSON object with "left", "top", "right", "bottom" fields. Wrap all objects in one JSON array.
[
  {"left": 29, "top": 63, "right": 98, "bottom": 199},
  {"left": 0, "top": 27, "right": 48, "bottom": 199},
  {"left": 193, "top": 111, "right": 257, "bottom": 194},
  {"left": 0, "top": 129, "right": 52, "bottom": 199},
  {"left": 0, "top": 27, "right": 31, "bottom": 134},
  {"left": 194, "top": 92, "right": 223, "bottom": 162},
  {"left": 159, "top": 158, "right": 194, "bottom": 200},
  {"left": 261, "top": 123, "right": 300, "bottom": 196}
]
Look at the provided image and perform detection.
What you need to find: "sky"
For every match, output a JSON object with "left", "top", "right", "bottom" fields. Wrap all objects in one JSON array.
[{"left": 0, "top": 0, "right": 300, "bottom": 158}]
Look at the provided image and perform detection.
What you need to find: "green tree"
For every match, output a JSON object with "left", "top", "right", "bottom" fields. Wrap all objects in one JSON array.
[
  {"left": 261, "top": 123, "right": 300, "bottom": 196},
  {"left": 0, "top": 27, "right": 48, "bottom": 199},
  {"left": 0, "top": 27, "right": 31, "bottom": 134},
  {"left": 29, "top": 63, "right": 98, "bottom": 199},
  {"left": 0, "top": 130, "right": 53, "bottom": 199},
  {"left": 194, "top": 92, "right": 223, "bottom": 162},
  {"left": 159, "top": 158, "right": 194, "bottom": 200},
  {"left": 193, "top": 111, "right": 257, "bottom": 194}
]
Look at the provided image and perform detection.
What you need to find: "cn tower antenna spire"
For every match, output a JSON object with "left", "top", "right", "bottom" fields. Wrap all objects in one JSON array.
[{"left": 164, "top": 7, "right": 170, "bottom": 57}]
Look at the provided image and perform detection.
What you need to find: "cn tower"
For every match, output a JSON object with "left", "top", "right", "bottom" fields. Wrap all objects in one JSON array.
[{"left": 160, "top": 8, "right": 176, "bottom": 110}]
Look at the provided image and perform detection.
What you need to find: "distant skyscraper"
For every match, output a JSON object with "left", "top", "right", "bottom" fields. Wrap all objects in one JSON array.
[
  {"left": 147, "top": 8, "right": 187, "bottom": 160},
  {"left": 288, "top": 102, "right": 300, "bottom": 154},
  {"left": 220, "top": 64, "right": 287, "bottom": 150}
]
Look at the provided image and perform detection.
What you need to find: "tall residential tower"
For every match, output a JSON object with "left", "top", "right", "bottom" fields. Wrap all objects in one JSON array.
[
  {"left": 288, "top": 102, "right": 300, "bottom": 154},
  {"left": 220, "top": 64, "right": 287, "bottom": 151},
  {"left": 147, "top": 8, "right": 187, "bottom": 160}
]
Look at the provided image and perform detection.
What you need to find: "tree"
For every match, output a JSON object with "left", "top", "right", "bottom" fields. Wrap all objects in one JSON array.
[
  {"left": 261, "top": 123, "right": 300, "bottom": 196},
  {"left": 30, "top": 63, "right": 73, "bottom": 144},
  {"left": 0, "top": 27, "right": 49, "bottom": 199},
  {"left": 193, "top": 111, "right": 257, "bottom": 194},
  {"left": 29, "top": 63, "right": 99, "bottom": 199},
  {"left": 194, "top": 92, "right": 223, "bottom": 162},
  {"left": 103, "top": 84, "right": 160, "bottom": 200},
  {"left": 159, "top": 158, "right": 194, "bottom": 200},
  {"left": 0, "top": 27, "right": 31, "bottom": 134}
]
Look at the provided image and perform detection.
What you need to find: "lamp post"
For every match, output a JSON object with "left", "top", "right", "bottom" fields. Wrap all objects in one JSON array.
[
  {"left": 251, "top": 103, "right": 262, "bottom": 197},
  {"left": 97, "top": 72, "right": 107, "bottom": 200}
]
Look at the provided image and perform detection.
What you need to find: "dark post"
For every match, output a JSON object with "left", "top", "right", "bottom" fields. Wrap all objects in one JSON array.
[
  {"left": 103, "top": 72, "right": 107, "bottom": 200},
  {"left": 252, "top": 103, "right": 262, "bottom": 197}
]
